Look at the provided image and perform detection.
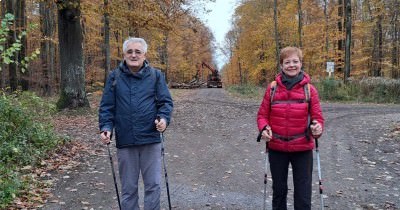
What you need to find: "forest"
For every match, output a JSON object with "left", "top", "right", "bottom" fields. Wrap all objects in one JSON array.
[
  {"left": 0, "top": 0, "right": 400, "bottom": 208},
  {"left": 223, "top": 0, "right": 399, "bottom": 87},
  {"left": 0, "top": 0, "right": 399, "bottom": 106},
  {"left": 1, "top": 0, "right": 216, "bottom": 109}
]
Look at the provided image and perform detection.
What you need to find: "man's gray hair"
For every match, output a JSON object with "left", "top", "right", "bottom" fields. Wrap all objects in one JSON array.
[{"left": 123, "top": 37, "right": 148, "bottom": 53}]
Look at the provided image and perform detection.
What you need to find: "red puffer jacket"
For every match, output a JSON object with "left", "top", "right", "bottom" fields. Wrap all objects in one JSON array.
[{"left": 257, "top": 73, "right": 324, "bottom": 152}]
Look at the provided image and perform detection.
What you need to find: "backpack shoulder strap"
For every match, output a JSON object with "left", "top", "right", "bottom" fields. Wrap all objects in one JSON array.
[
  {"left": 152, "top": 68, "right": 162, "bottom": 103},
  {"left": 111, "top": 68, "right": 121, "bottom": 90},
  {"left": 304, "top": 83, "right": 311, "bottom": 103},
  {"left": 152, "top": 68, "right": 161, "bottom": 89},
  {"left": 270, "top": 81, "right": 277, "bottom": 103}
]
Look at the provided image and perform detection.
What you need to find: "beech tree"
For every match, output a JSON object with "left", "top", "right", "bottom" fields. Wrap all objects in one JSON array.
[
  {"left": 0, "top": 0, "right": 5, "bottom": 88},
  {"left": 273, "top": 0, "right": 279, "bottom": 71},
  {"left": 18, "top": 0, "right": 27, "bottom": 91},
  {"left": 56, "top": 0, "right": 89, "bottom": 109},
  {"left": 223, "top": 0, "right": 400, "bottom": 86},
  {"left": 344, "top": 0, "right": 351, "bottom": 83},
  {"left": 40, "top": 0, "right": 57, "bottom": 96},
  {"left": 103, "top": 0, "right": 111, "bottom": 84},
  {"left": 390, "top": 0, "right": 399, "bottom": 78},
  {"left": 298, "top": 0, "right": 303, "bottom": 47},
  {"left": 2, "top": 0, "right": 398, "bottom": 92},
  {"left": 5, "top": 0, "right": 23, "bottom": 91}
]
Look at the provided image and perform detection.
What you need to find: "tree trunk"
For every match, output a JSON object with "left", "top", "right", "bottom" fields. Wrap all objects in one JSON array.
[
  {"left": 40, "top": 0, "right": 56, "bottom": 96},
  {"left": 17, "top": 0, "right": 28, "bottom": 91},
  {"left": 298, "top": 0, "right": 303, "bottom": 48},
  {"left": 127, "top": 1, "right": 138, "bottom": 37},
  {"left": 5, "top": 0, "right": 18, "bottom": 91},
  {"left": 372, "top": 14, "right": 383, "bottom": 77},
  {"left": 391, "top": 0, "right": 399, "bottom": 78},
  {"left": 238, "top": 57, "right": 243, "bottom": 85},
  {"left": 0, "top": 0, "right": 6, "bottom": 89},
  {"left": 378, "top": 13, "right": 383, "bottom": 77},
  {"left": 324, "top": 0, "right": 329, "bottom": 58},
  {"left": 337, "top": 0, "right": 344, "bottom": 73},
  {"left": 103, "top": 0, "right": 111, "bottom": 85},
  {"left": 344, "top": 0, "right": 352, "bottom": 83},
  {"left": 259, "top": 40, "right": 267, "bottom": 85},
  {"left": 56, "top": 0, "right": 89, "bottom": 109},
  {"left": 161, "top": 30, "right": 170, "bottom": 82},
  {"left": 114, "top": 30, "right": 121, "bottom": 60},
  {"left": 273, "top": 0, "right": 280, "bottom": 72}
]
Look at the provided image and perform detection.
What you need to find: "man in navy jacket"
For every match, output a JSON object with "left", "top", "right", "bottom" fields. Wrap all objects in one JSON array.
[{"left": 99, "top": 37, "right": 173, "bottom": 210}]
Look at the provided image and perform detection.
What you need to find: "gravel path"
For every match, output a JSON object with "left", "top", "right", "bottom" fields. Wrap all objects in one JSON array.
[{"left": 39, "top": 88, "right": 400, "bottom": 210}]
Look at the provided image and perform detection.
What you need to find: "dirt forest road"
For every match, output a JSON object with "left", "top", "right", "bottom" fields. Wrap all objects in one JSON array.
[{"left": 40, "top": 88, "right": 400, "bottom": 210}]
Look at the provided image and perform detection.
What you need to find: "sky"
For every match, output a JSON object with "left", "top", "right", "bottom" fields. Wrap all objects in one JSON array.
[{"left": 198, "top": 0, "right": 239, "bottom": 70}]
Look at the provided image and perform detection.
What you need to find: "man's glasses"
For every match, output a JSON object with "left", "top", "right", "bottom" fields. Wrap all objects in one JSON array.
[{"left": 126, "top": 49, "right": 144, "bottom": 55}]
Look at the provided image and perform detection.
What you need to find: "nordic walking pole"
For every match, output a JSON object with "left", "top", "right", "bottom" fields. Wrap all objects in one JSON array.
[
  {"left": 263, "top": 142, "right": 268, "bottom": 210},
  {"left": 257, "top": 130, "right": 269, "bottom": 210},
  {"left": 315, "top": 138, "right": 324, "bottom": 210},
  {"left": 105, "top": 132, "right": 121, "bottom": 210},
  {"left": 157, "top": 117, "right": 172, "bottom": 210}
]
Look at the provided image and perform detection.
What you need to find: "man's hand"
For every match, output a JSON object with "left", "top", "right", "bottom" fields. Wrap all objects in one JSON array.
[
  {"left": 155, "top": 118, "right": 167, "bottom": 132},
  {"left": 310, "top": 120, "right": 322, "bottom": 137},
  {"left": 100, "top": 131, "right": 111, "bottom": 144},
  {"left": 261, "top": 126, "right": 272, "bottom": 142}
]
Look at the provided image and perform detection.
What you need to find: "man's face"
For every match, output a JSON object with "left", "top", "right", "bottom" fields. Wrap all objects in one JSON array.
[
  {"left": 280, "top": 54, "right": 302, "bottom": 78},
  {"left": 124, "top": 42, "right": 146, "bottom": 72}
]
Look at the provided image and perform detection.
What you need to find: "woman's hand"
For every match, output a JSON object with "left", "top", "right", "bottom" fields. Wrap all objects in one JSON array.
[
  {"left": 261, "top": 126, "right": 272, "bottom": 142},
  {"left": 310, "top": 120, "right": 322, "bottom": 137}
]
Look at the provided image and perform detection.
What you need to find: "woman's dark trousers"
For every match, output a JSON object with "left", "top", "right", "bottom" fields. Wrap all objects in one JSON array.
[{"left": 269, "top": 149, "right": 313, "bottom": 210}]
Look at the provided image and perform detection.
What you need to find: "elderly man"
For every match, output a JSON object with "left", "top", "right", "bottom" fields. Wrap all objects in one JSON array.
[{"left": 99, "top": 37, "right": 173, "bottom": 210}]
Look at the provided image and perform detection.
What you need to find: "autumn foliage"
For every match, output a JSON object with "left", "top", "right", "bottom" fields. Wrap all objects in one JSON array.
[
  {"left": 221, "top": 0, "right": 400, "bottom": 86},
  {"left": 0, "top": 0, "right": 217, "bottom": 95}
]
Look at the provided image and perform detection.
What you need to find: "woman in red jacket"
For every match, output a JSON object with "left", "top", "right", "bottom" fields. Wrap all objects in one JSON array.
[{"left": 257, "top": 46, "right": 324, "bottom": 210}]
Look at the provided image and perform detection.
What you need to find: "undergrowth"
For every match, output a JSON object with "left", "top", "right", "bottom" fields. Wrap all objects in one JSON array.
[
  {"left": 227, "top": 77, "right": 400, "bottom": 104},
  {"left": 0, "top": 91, "right": 64, "bottom": 208}
]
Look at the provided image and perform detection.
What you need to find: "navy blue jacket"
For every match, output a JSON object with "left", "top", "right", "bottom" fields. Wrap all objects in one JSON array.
[{"left": 99, "top": 61, "right": 173, "bottom": 148}]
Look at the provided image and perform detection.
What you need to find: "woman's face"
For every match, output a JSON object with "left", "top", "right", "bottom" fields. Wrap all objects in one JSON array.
[{"left": 280, "top": 54, "right": 302, "bottom": 77}]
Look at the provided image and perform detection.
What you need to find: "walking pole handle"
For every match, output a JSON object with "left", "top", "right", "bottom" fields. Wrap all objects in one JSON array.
[
  {"left": 257, "top": 126, "right": 268, "bottom": 142},
  {"left": 156, "top": 116, "right": 166, "bottom": 134},
  {"left": 257, "top": 129, "right": 269, "bottom": 153},
  {"left": 257, "top": 130, "right": 262, "bottom": 142},
  {"left": 257, "top": 126, "right": 272, "bottom": 142}
]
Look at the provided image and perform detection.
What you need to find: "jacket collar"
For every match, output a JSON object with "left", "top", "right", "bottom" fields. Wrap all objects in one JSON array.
[
  {"left": 276, "top": 71, "right": 311, "bottom": 88},
  {"left": 119, "top": 60, "right": 150, "bottom": 78}
]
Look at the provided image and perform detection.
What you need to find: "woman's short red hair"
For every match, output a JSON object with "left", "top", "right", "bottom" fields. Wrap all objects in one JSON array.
[{"left": 280, "top": 47, "right": 303, "bottom": 64}]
